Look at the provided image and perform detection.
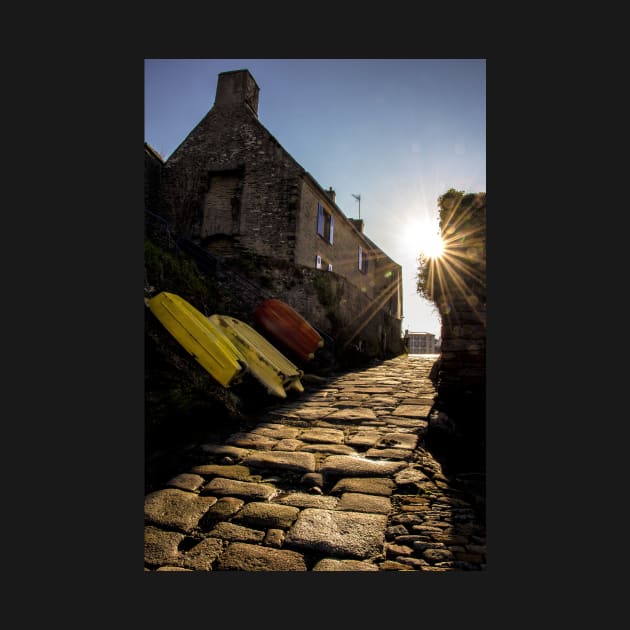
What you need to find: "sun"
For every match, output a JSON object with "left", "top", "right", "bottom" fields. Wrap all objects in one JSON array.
[
  {"left": 421, "top": 229, "right": 445, "bottom": 259},
  {"left": 403, "top": 218, "right": 445, "bottom": 260}
]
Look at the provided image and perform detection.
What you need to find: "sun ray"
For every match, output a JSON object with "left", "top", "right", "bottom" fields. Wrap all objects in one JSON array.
[
  {"left": 342, "top": 280, "right": 401, "bottom": 348},
  {"left": 422, "top": 232, "right": 486, "bottom": 325},
  {"left": 433, "top": 259, "right": 485, "bottom": 323}
]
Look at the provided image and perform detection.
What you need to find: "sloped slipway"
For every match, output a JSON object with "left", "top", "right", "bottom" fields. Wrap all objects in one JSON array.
[{"left": 144, "top": 355, "right": 486, "bottom": 571}]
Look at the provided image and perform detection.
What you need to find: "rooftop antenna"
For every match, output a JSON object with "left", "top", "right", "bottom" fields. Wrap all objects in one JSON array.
[{"left": 351, "top": 193, "right": 361, "bottom": 219}]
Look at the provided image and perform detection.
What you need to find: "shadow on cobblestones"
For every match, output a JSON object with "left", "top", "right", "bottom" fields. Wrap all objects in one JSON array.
[{"left": 144, "top": 355, "right": 486, "bottom": 571}]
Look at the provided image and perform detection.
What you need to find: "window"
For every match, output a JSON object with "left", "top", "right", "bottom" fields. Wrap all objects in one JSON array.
[
  {"left": 358, "top": 246, "right": 369, "bottom": 273},
  {"left": 316, "top": 255, "right": 333, "bottom": 272},
  {"left": 317, "top": 202, "right": 334, "bottom": 244}
]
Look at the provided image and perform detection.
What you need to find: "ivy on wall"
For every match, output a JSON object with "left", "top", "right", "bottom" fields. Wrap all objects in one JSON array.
[{"left": 312, "top": 271, "right": 344, "bottom": 328}]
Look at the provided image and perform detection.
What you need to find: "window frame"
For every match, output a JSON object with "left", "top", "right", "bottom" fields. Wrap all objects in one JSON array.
[
  {"left": 358, "top": 245, "right": 369, "bottom": 274},
  {"left": 317, "top": 202, "right": 334, "bottom": 245},
  {"left": 315, "top": 254, "right": 333, "bottom": 272}
]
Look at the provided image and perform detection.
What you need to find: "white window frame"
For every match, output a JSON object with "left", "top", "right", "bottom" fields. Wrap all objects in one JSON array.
[{"left": 358, "top": 246, "right": 369, "bottom": 273}]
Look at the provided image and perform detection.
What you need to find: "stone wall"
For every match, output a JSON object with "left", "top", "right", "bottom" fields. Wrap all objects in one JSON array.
[
  {"left": 284, "top": 267, "right": 403, "bottom": 361},
  {"left": 152, "top": 233, "right": 404, "bottom": 369},
  {"left": 430, "top": 192, "right": 486, "bottom": 472},
  {"left": 195, "top": 246, "right": 404, "bottom": 364},
  {"left": 437, "top": 297, "right": 486, "bottom": 402}
]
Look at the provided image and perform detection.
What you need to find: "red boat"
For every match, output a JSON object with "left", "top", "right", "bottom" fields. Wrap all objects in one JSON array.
[{"left": 253, "top": 299, "right": 324, "bottom": 363}]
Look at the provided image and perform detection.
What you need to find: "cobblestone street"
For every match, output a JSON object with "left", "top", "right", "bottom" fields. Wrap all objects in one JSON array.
[{"left": 144, "top": 354, "right": 486, "bottom": 571}]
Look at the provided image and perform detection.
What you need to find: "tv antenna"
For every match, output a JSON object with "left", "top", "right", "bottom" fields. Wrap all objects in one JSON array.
[{"left": 351, "top": 193, "right": 361, "bottom": 219}]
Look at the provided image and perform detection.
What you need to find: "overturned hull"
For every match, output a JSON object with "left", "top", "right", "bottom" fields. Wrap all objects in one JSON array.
[
  {"left": 254, "top": 298, "right": 324, "bottom": 364},
  {"left": 146, "top": 292, "right": 244, "bottom": 388},
  {"left": 209, "top": 314, "right": 304, "bottom": 398}
]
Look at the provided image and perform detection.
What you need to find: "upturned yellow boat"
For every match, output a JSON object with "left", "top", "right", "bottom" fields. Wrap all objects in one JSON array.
[
  {"left": 146, "top": 292, "right": 244, "bottom": 388},
  {"left": 209, "top": 314, "right": 305, "bottom": 398}
]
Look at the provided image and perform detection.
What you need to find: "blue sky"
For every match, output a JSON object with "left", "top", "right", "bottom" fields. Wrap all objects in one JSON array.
[{"left": 144, "top": 59, "right": 486, "bottom": 338}]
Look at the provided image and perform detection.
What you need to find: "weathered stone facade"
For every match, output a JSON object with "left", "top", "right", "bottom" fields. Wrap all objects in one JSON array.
[
  {"left": 294, "top": 176, "right": 401, "bottom": 314},
  {"left": 434, "top": 192, "right": 486, "bottom": 401},
  {"left": 430, "top": 192, "right": 486, "bottom": 471},
  {"left": 144, "top": 143, "right": 163, "bottom": 214},
  {"left": 156, "top": 71, "right": 304, "bottom": 265},
  {"left": 147, "top": 68, "right": 403, "bottom": 361}
]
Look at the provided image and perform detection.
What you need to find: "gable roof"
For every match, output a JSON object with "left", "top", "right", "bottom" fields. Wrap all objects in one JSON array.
[{"left": 144, "top": 142, "right": 164, "bottom": 163}]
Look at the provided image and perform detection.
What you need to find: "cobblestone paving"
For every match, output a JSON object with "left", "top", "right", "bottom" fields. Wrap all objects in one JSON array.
[{"left": 144, "top": 355, "right": 486, "bottom": 571}]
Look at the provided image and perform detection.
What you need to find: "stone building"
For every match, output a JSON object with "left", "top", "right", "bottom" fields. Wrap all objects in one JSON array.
[
  {"left": 405, "top": 331, "right": 437, "bottom": 354},
  {"left": 144, "top": 142, "right": 163, "bottom": 214},
  {"left": 146, "top": 68, "right": 403, "bottom": 360}
]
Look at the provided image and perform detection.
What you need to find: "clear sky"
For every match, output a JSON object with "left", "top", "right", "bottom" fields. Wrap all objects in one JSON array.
[{"left": 144, "top": 59, "right": 486, "bottom": 338}]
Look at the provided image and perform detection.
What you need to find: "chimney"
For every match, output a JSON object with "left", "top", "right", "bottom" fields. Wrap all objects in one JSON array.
[
  {"left": 350, "top": 218, "right": 364, "bottom": 233},
  {"left": 214, "top": 69, "right": 260, "bottom": 117},
  {"left": 326, "top": 187, "right": 336, "bottom": 203}
]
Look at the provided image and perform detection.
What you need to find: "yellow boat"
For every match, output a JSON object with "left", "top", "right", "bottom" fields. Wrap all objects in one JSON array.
[
  {"left": 209, "top": 314, "right": 305, "bottom": 399},
  {"left": 146, "top": 292, "right": 244, "bottom": 388}
]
